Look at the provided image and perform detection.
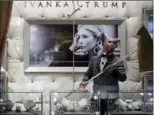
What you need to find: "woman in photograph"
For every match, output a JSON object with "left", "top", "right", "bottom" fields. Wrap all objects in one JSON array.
[
  {"left": 69, "top": 25, "right": 106, "bottom": 66},
  {"left": 49, "top": 25, "right": 106, "bottom": 67},
  {"left": 49, "top": 25, "right": 117, "bottom": 67}
]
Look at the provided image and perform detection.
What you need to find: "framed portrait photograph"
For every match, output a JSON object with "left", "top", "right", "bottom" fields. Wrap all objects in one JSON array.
[
  {"left": 24, "top": 19, "right": 126, "bottom": 73},
  {"left": 143, "top": 9, "right": 153, "bottom": 39}
]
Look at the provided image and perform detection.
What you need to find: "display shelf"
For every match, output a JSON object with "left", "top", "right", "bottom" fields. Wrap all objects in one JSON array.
[
  {"left": 53, "top": 112, "right": 97, "bottom": 115},
  {"left": 49, "top": 92, "right": 101, "bottom": 115},
  {"left": 107, "top": 92, "right": 153, "bottom": 115},
  {"left": 0, "top": 92, "right": 43, "bottom": 115},
  {"left": 110, "top": 111, "right": 153, "bottom": 115},
  {"left": 1, "top": 111, "right": 41, "bottom": 115}
]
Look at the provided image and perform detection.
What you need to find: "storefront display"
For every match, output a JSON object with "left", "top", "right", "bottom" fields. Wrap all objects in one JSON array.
[
  {"left": 48, "top": 92, "right": 153, "bottom": 115},
  {"left": 108, "top": 93, "right": 153, "bottom": 113},
  {"left": 0, "top": 1, "right": 153, "bottom": 115},
  {"left": 0, "top": 93, "right": 43, "bottom": 115},
  {"left": 23, "top": 20, "right": 124, "bottom": 73},
  {"left": 49, "top": 92, "right": 100, "bottom": 114}
]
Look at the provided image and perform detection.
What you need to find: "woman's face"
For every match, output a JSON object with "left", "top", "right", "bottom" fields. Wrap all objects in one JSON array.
[{"left": 75, "top": 28, "right": 97, "bottom": 53}]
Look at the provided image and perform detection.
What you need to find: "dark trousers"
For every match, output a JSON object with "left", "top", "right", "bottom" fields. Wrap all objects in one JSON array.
[
  {"left": 90, "top": 98, "right": 116, "bottom": 115},
  {"left": 100, "top": 99, "right": 116, "bottom": 115},
  {"left": 100, "top": 99, "right": 108, "bottom": 115}
]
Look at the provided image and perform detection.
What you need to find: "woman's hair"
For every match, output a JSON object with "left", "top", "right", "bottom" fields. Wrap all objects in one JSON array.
[
  {"left": 101, "top": 33, "right": 107, "bottom": 44},
  {"left": 69, "top": 25, "right": 107, "bottom": 52},
  {"left": 90, "top": 31, "right": 107, "bottom": 46},
  {"left": 80, "top": 25, "right": 107, "bottom": 43}
]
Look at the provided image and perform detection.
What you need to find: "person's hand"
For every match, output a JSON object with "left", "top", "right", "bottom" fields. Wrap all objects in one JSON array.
[
  {"left": 79, "top": 81, "right": 88, "bottom": 91},
  {"left": 69, "top": 33, "right": 80, "bottom": 52},
  {"left": 108, "top": 67, "right": 114, "bottom": 73},
  {"left": 108, "top": 65, "right": 117, "bottom": 73}
]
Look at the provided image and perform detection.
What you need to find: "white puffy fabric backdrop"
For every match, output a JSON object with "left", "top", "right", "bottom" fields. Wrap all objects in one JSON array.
[{"left": 6, "top": 1, "right": 153, "bottom": 115}]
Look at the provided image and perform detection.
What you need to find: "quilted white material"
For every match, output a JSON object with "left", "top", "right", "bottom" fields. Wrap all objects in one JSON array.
[
  {"left": 8, "top": 62, "right": 29, "bottom": 83},
  {"left": 7, "top": 17, "right": 24, "bottom": 39},
  {"left": 126, "top": 60, "right": 142, "bottom": 82},
  {"left": 6, "top": 1, "right": 153, "bottom": 114},
  {"left": 119, "top": 80, "right": 142, "bottom": 93},
  {"left": 127, "top": 37, "right": 138, "bottom": 60},
  {"left": 119, "top": 80, "right": 142, "bottom": 106},
  {"left": 125, "top": 1, "right": 142, "bottom": 17},
  {"left": 8, "top": 83, "right": 29, "bottom": 102},
  {"left": 11, "top": 3, "right": 21, "bottom": 17},
  {"left": 126, "top": 17, "right": 142, "bottom": 38},
  {"left": 141, "top": 1, "right": 153, "bottom": 9},
  {"left": 8, "top": 39, "right": 23, "bottom": 61},
  {"left": 126, "top": 17, "right": 144, "bottom": 60}
]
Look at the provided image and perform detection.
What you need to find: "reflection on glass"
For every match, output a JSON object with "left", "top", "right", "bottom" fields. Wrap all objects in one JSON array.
[
  {"left": 148, "top": 15, "right": 153, "bottom": 38},
  {"left": 29, "top": 25, "right": 73, "bottom": 67}
]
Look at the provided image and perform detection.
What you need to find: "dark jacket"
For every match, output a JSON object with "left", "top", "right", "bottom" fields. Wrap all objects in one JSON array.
[{"left": 82, "top": 53, "right": 127, "bottom": 99}]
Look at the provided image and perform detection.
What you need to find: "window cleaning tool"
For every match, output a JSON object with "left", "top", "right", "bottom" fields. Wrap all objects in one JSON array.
[{"left": 65, "top": 46, "right": 138, "bottom": 98}]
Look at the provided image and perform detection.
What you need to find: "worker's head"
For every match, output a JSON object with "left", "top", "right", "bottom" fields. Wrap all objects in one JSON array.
[{"left": 103, "top": 37, "right": 118, "bottom": 54}]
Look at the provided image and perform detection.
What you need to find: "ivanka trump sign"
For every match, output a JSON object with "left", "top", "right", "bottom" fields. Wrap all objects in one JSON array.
[{"left": 24, "top": 1, "right": 127, "bottom": 8}]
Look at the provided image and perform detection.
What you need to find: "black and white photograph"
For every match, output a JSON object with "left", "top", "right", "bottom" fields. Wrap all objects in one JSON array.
[
  {"left": 29, "top": 24, "right": 119, "bottom": 67},
  {"left": 29, "top": 24, "right": 73, "bottom": 67}
]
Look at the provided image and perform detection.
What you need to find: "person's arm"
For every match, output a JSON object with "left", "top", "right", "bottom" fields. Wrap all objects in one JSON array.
[
  {"left": 79, "top": 57, "right": 95, "bottom": 89},
  {"left": 82, "top": 58, "right": 94, "bottom": 82},
  {"left": 114, "top": 61, "right": 127, "bottom": 82}
]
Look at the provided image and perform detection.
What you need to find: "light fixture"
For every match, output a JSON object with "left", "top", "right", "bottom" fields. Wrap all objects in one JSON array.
[
  {"left": 140, "top": 93, "right": 144, "bottom": 96},
  {"left": 54, "top": 93, "right": 58, "bottom": 96},
  {"left": 150, "top": 98, "right": 153, "bottom": 101},
  {"left": 93, "top": 96, "right": 98, "bottom": 100},
  {"left": 52, "top": 97, "right": 57, "bottom": 102},
  {"left": 51, "top": 111, "right": 55, "bottom": 115},
  {"left": 126, "top": 99, "right": 132, "bottom": 103},
  {"left": 148, "top": 93, "right": 152, "bottom": 96}
]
